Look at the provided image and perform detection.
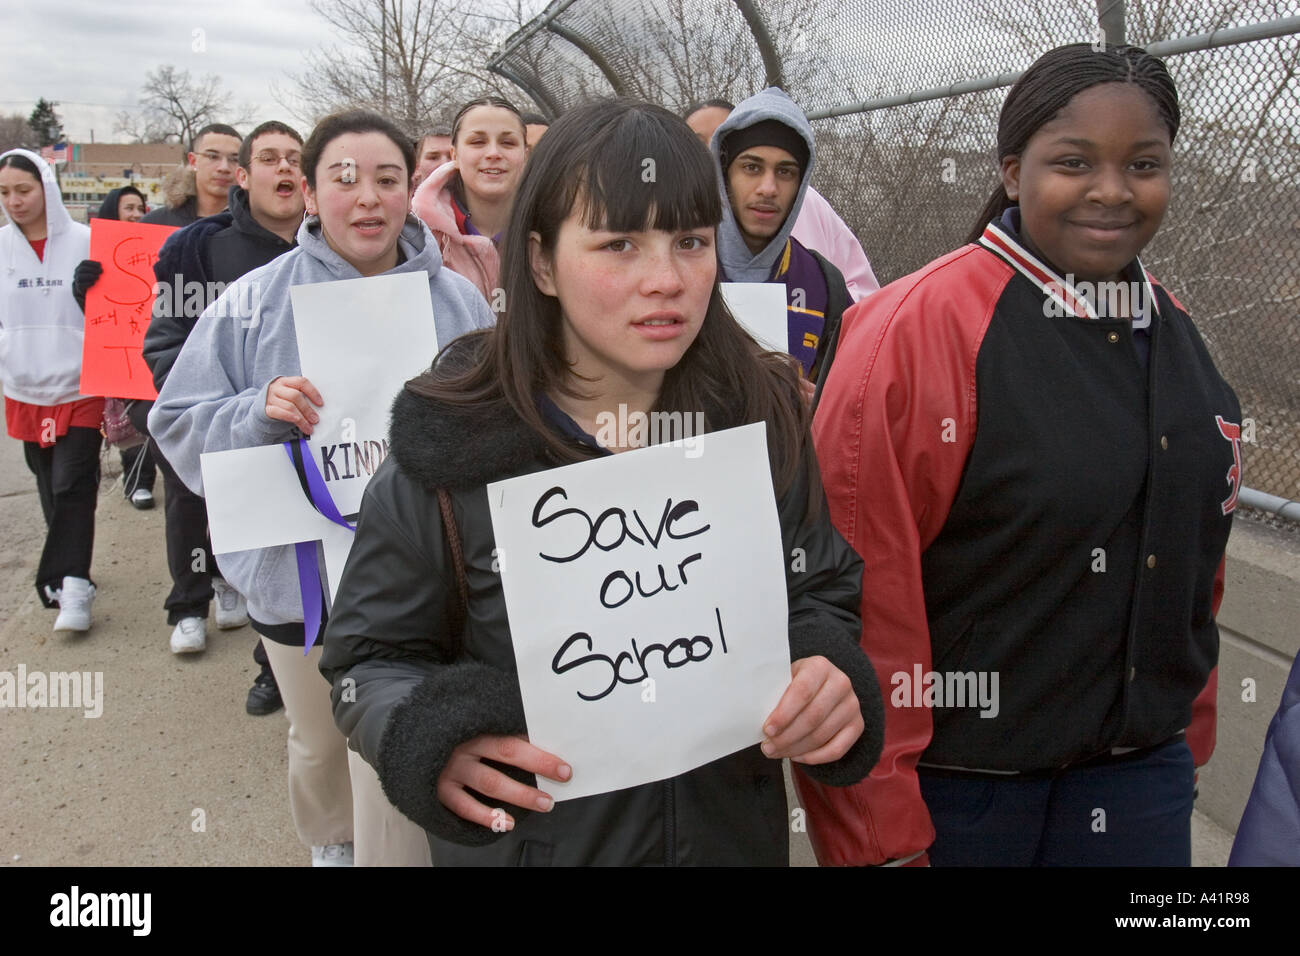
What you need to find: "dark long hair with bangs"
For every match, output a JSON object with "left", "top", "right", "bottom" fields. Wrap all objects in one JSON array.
[
  {"left": 967, "top": 43, "right": 1180, "bottom": 243},
  {"left": 406, "top": 98, "right": 814, "bottom": 502}
]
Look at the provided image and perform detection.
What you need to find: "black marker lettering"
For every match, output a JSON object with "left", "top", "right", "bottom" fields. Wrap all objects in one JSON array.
[
  {"left": 633, "top": 500, "right": 672, "bottom": 548},
  {"left": 599, "top": 570, "right": 634, "bottom": 609},
  {"left": 551, "top": 613, "right": 728, "bottom": 702},
  {"left": 319, "top": 444, "right": 340, "bottom": 482},
  {"left": 634, "top": 564, "right": 678, "bottom": 599},
  {"left": 533, "top": 486, "right": 595, "bottom": 563},
  {"left": 592, "top": 507, "right": 643, "bottom": 551},
  {"left": 552, "top": 633, "right": 618, "bottom": 701},
  {"left": 665, "top": 499, "right": 710, "bottom": 540},
  {"left": 615, "top": 642, "right": 649, "bottom": 685},
  {"left": 676, "top": 552, "right": 702, "bottom": 584}
]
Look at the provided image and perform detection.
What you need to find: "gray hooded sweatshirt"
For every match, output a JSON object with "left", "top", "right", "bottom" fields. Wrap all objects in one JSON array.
[
  {"left": 711, "top": 87, "right": 817, "bottom": 283},
  {"left": 149, "top": 213, "right": 495, "bottom": 626}
]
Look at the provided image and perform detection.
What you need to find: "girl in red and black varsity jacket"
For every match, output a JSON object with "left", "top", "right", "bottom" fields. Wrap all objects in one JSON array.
[{"left": 800, "top": 43, "right": 1241, "bottom": 866}]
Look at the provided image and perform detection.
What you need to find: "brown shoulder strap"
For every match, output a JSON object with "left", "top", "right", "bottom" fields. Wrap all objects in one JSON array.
[{"left": 436, "top": 487, "right": 469, "bottom": 642}]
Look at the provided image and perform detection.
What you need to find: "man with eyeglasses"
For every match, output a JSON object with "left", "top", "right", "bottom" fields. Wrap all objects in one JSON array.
[
  {"left": 136, "top": 121, "right": 307, "bottom": 718},
  {"left": 142, "top": 123, "right": 244, "bottom": 227}
]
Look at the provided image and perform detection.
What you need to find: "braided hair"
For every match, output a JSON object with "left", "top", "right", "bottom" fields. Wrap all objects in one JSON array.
[{"left": 967, "top": 43, "right": 1180, "bottom": 243}]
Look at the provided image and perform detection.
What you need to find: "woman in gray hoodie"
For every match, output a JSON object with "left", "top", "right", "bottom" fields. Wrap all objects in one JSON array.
[{"left": 149, "top": 110, "right": 495, "bottom": 866}]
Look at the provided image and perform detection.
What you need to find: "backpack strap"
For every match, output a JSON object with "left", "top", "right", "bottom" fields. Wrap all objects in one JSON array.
[{"left": 437, "top": 487, "right": 469, "bottom": 644}]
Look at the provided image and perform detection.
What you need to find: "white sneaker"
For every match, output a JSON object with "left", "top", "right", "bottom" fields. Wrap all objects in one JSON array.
[
  {"left": 129, "top": 488, "right": 155, "bottom": 510},
  {"left": 169, "top": 616, "right": 207, "bottom": 654},
  {"left": 311, "top": 842, "right": 355, "bottom": 867},
  {"left": 212, "top": 578, "right": 249, "bottom": 630},
  {"left": 53, "top": 577, "right": 95, "bottom": 632}
]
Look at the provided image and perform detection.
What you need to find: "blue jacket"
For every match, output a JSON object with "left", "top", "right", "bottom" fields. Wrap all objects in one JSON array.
[{"left": 1230, "top": 650, "right": 1300, "bottom": 865}]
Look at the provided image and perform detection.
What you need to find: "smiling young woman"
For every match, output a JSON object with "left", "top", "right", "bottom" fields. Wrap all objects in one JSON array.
[
  {"left": 411, "top": 96, "right": 528, "bottom": 302},
  {"left": 318, "top": 99, "right": 885, "bottom": 867},
  {"left": 802, "top": 44, "right": 1242, "bottom": 869},
  {"left": 149, "top": 109, "right": 496, "bottom": 867},
  {"left": 303, "top": 129, "right": 413, "bottom": 277}
]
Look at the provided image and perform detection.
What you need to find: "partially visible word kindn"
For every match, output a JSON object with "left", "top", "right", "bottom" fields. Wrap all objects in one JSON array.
[{"left": 0, "top": 665, "right": 103, "bottom": 718}]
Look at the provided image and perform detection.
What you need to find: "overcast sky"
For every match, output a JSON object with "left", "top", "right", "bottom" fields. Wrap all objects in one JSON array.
[{"left": 0, "top": 0, "right": 531, "bottom": 143}]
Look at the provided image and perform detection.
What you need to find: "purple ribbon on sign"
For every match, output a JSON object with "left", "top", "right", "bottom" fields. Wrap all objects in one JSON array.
[{"left": 283, "top": 438, "right": 355, "bottom": 653}]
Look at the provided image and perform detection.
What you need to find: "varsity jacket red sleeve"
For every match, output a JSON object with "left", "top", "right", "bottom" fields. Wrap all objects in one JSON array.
[
  {"left": 1187, "top": 553, "right": 1227, "bottom": 768},
  {"left": 794, "top": 246, "right": 1009, "bottom": 866},
  {"left": 1158, "top": 277, "right": 1221, "bottom": 772}
]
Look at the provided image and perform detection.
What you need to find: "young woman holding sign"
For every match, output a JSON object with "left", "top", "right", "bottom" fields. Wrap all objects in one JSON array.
[
  {"left": 319, "top": 100, "right": 884, "bottom": 866},
  {"left": 149, "top": 110, "right": 495, "bottom": 866},
  {"left": 0, "top": 149, "right": 99, "bottom": 632}
]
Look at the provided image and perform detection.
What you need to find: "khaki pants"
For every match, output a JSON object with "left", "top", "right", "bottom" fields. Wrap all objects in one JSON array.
[
  {"left": 262, "top": 641, "right": 353, "bottom": 849},
  {"left": 348, "top": 750, "right": 434, "bottom": 866}
]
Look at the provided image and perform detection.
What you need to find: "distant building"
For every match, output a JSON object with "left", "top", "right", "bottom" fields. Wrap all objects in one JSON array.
[{"left": 56, "top": 142, "right": 187, "bottom": 221}]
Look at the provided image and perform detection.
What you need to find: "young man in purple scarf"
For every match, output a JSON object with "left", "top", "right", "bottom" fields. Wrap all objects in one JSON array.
[{"left": 710, "top": 88, "right": 851, "bottom": 387}]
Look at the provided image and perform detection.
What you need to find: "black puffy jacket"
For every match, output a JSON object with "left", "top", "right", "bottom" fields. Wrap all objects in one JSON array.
[{"left": 319, "top": 353, "right": 884, "bottom": 866}]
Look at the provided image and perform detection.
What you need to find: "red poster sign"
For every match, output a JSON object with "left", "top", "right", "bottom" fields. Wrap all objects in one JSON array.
[{"left": 79, "top": 218, "right": 178, "bottom": 399}]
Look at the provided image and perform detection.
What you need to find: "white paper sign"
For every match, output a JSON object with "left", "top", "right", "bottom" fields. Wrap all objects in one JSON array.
[
  {"left": 721, "top": 282, "right": 787, "bottom": 354},
  {"left": 202, "top": 272, "right": 440, "bottom": 601},
  {"left": 487, "top": 422, "right": 791, "bottom": 801},
  {"left": 290, "top": 272, "right": 438, "bottom": 517},
  {"left": 203, "top": 444, "right": 324, "bottom": 553}
]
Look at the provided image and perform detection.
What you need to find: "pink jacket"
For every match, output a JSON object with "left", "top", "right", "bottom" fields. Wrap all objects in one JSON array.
[
  {"left": 411, "top": 161, "right": 501, "bottom": 302},
  {"left": 792, "top": 186, "right": 880, "bottom": 301}
]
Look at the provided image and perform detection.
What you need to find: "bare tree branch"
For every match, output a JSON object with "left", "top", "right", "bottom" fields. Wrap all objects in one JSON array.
[{"left": 116, "top": 65, "right": 252, "bottom": 145}]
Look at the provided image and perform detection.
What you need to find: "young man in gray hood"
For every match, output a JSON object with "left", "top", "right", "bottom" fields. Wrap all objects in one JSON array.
[{"left": 711, "top": 88, "right": 852, "bottom": 386}]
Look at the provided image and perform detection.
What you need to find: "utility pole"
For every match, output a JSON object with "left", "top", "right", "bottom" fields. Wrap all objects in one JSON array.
[{"left": 1097, "top": 0, "right": 1126, "bottom": 47}]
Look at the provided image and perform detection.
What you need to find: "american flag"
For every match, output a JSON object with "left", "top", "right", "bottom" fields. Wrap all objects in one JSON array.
[{"left": 52, "top": 143, "right": 68, "bottom": 164}]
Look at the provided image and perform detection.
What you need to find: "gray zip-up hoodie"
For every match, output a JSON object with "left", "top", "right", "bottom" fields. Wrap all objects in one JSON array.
[
  {"left": 149, "top": 213, "right": 495, "bottom": 626},
  {"left": 711, "top": 87, "right": 817, "bottom": 283}
]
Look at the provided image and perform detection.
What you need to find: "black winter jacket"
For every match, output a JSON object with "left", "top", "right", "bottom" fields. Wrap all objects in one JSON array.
[
  {"left": 140, "top": 195, "right": 199, "bottom": 229},
  {"left": 319, "top": 348, "right": 884, "bottom": 866}
]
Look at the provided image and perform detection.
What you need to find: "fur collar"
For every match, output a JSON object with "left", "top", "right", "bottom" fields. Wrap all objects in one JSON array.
[
  {"left": 387, "top": 336, "right": 755, "bottom": 493},
  {"left": 388, "top": 367, "right": 551, "bottom": 493}
]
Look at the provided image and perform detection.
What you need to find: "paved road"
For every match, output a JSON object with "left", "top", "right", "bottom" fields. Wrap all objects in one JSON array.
[
  {"left": 0, "top": 433, "right": 1235, "bottom": 867},
  {"left": 0, "top": 437, "right": 303, "bottom": 866}
]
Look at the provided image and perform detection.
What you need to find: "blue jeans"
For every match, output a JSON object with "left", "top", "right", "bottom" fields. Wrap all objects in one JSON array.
[{"left": 918, "top": 737, "right": 1195, "bottom": 866}]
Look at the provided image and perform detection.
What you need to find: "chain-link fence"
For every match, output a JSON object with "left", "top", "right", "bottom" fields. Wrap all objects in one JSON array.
[{"left": 490, "top": 0, "right": 1300, "bottom": 505}]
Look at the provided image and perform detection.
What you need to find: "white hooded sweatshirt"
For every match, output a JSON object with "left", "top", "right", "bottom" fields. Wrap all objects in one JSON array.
[{"left": 0, "top": 148, "right": 92, "bottom": 405}]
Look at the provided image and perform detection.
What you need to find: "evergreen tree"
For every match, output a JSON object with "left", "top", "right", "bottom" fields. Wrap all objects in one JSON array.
[{"left": 28, "top": 98, "right": 63, "bottom": 146}]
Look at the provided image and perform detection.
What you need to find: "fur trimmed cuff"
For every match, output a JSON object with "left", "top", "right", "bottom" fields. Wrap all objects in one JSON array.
[
  {"left": 375, "top": 661, "right": 530, "bottom": 847},
  {"left": 788, "top": 618, "right": 884, "bottom": 787}
]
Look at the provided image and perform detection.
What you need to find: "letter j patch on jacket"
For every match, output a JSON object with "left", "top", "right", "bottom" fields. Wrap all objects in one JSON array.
[{"left": 1215, "top": 415, "right": 1243, "bottom": 515}]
